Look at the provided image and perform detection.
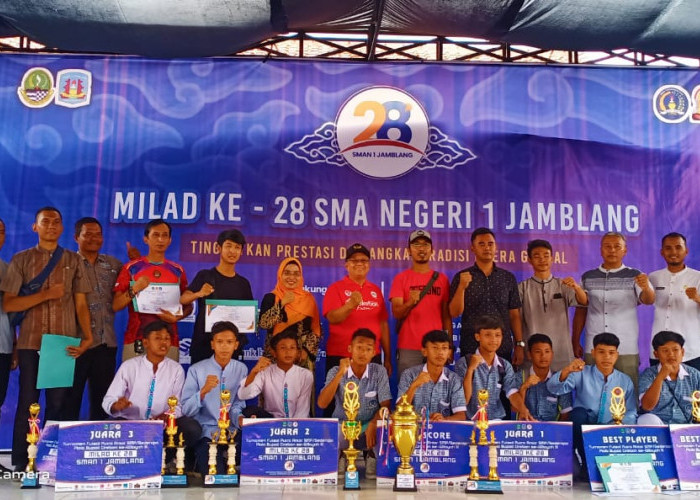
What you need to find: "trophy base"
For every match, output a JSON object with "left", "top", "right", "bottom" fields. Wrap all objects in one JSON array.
[
  {"left": 20, "top": 474, "right": 41, "bottom": 489},
  {"left": 393, "top": 473, "right": 417, "bottom": 492},
  {"left": 204, "top": 474, "right": 239, "bottom": 487},
  {"left": 343, "top": 470, "right": 360, "bottom": 490},
  {"left": 466, "top": 479, "right": 503, "bottom": 494},
  {"left": 161, "top": 474, "right": 189, "bottom": 488}
]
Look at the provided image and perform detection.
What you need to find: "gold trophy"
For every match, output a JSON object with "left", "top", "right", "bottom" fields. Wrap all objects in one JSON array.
[
  {"left": 466, "top": 390, "right": 502, "bottom": 493},
  {"left": 692, "top": 391, "right": 700, "bottom": 423},
  {"left": 21, "top": 403, "right": 41, "bottom": 489},
  {"left": 610, "top": 386, "right": 626, "bottom": 425},
  {"left": 204, "top": 391, "right": 239, "bottom": 487},
  {"left": 391, "top": 394, "right": 419, "bottom": 492},
  {"left": 161, "top": 396, "right": 188, "bottom": 487},
  {"left": 341, "top": 381, "right": 361, "bottom": 489}
]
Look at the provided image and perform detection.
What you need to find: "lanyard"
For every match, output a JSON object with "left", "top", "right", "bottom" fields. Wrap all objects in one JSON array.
[
  {"left": 597, "top": 389, "right": 607, "bottom": 424},
  {"left": 283, "top": 383, "right": 289, "bottom": 418},
  {"left": 145, "top": 376, "right": 156, "bottom": 419}
]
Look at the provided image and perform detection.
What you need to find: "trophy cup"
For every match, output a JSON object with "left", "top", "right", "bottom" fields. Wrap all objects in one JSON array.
[
  {"left": 161, "top": 396, "right": 188, "bottom": 487},
  {"left": 391, "top": 394, "right": 419, "bottom": 492},
  {"left": 692, "top": 390, "right": 700, "bottom": 423},
  {"left": 466, "top": 390, "right": 502, "bottom": 494},
  {"left": 341, "top": 381, "right": 361, "bottom": 490},
  {"left": 204, "top": 390, "right": 239, "bottom": 487},
  {"left": 21, "top": 403, "right": 41, "bottom": 489},
  {"left": 610, "top": 386, "right": 626, "bottom": 425}
]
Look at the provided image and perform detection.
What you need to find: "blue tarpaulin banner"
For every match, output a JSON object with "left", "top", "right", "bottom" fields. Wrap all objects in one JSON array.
[{"left": 1, "top": 54, "right": 698, "bottom": 448}]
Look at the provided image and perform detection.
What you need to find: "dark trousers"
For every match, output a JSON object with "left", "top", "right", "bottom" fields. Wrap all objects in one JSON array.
[
  {"left": 570, "top": 407, "right": 597, "bottom": 470},
  {"left": 0, "top": 352, "right": 11, "bottom": 418},
  {"left": 65, "top": 344, "right": 117, "bottom": 420},
  {"left": 323, "top": 354, "right": 381, "bottom": 417},
  {"left": 13, "top": 349, "right": 70, "bottom": 468}
]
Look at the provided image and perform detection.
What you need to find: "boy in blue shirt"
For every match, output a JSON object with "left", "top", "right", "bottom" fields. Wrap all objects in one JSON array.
[
  {"left": 518, "top": 334, "right": 572, "bottom": 421},
  {"left": 318, "top": 328, "right": 391, "bottom": 480},
  {"left": 456, "top": 315, "right": 533, "bottom": 421},
  {"left": 398, "top": 330, "right": 467, "bottom": 421},
  {"left": 547, "top": 332, "right": 637, "bottom": 478},
  {"left": 638, "top": 331, "right": 700, "bottom": 424},
  {"left": 181, "top": 321, "right": 248, "bottom": 475}
]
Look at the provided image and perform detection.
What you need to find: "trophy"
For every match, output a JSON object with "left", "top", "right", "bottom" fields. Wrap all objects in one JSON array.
[
  {"left": 204, "top": 390, "right": 239, "bottom": 487},
  {"left": 21, "top": 403, "right": 41, "bottom": 489},
  {"left": 391, "top": 394, "right": 419, "bottom": 492},
  {"left": 610, "top": 386, "right": 626, "bottom": 425},
  {"left": 466, "top": 390, "right": 502, "bottom": 494},
  {"left": 161, "top": 396, "right": 188, "bottom": 487},
  {"left": 341, "top": 381, "right": 361, "bottom": 490},
  {"left": 692, "top": 390, "right": 700, "bottom": 423}
]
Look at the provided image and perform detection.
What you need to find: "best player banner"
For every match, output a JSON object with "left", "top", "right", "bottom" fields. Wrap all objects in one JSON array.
[
  {"left": 54, "top": 420, "right": 163, "bottom": 492},
  {"left": 0, "top": 54, "right": 698, "bottom": 447},
  {"left": 239, "top": 418, "right": 339, "bottom": 485},
  {"left": 582, "top": 425, "right": 679, "bottom": 492},
  {"left": 669, "top": 424, "right": 700, "bottom": 490}
]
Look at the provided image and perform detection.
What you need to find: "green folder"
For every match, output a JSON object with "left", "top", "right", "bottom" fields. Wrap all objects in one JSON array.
[{"left": 37, "top": 334, "right": 81, "bottom": 389}]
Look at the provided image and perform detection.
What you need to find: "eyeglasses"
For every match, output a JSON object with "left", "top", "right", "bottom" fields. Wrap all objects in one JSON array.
[{"left": 348, "top": 259, "right": 369, "bottom": 265}]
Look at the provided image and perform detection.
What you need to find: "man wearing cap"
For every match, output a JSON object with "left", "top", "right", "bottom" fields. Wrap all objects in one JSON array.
[
  {"left": 180, "top": 230, "right": 253, "bottom": 364},
  {"left": 390, "top": 230, "right": 452, "bottom": 377},
  {"left": 449, "top": 227, "right": 524, "bottom": 366},
  {"left": 323, "top": 243, "right": 391, "bottom": 377}
]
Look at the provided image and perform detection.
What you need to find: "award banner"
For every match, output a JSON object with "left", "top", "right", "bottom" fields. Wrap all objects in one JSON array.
[
  {"left": 35, "top": 421, "right": 59, "bottom": 486},
  {"left": 240, "top": 418, "right": 339, "bottom": 485},
  {"left": 376, "top": 421, "right": 572, "bottom": 487},
  {"left": 669, "top": 424, "right": 700, "bottom": 490},
  {"left": 54, "top": 420, "right": 163, "bottom": 492},
  {"left": 582, "top": 425, "right": 679, "bottom": 491}
]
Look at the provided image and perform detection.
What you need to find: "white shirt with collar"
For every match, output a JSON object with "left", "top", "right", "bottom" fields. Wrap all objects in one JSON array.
[{"left": 237, "top": 364, "right": 313, "bottom": 418}]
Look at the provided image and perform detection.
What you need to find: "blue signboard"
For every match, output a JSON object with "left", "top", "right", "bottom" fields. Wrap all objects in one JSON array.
[
  {"left": 35, "top": 421, "right": 59, "bottom": 486},
  {"left": 669, "top": 424, "right": 700, "bottom": 490},
  {"left": 54, "top": 420, "right": 163, "bottom": 492},
  {"left": 376, "top": 421, "right": 572, "bottom": 487},
  {"left": 240, "top": 418, "right": 339, "bottom": 485},
  {"left": 583, "top": 425, "right": 679, "bottom": 491}
]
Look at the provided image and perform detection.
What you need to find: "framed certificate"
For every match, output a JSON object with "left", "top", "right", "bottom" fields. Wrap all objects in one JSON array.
[
  {"left": 205, "top": 299, "right": 257, "bottom": 333},
  {"left": 132, "top": 282, "right": 183, "bottom": 315}
]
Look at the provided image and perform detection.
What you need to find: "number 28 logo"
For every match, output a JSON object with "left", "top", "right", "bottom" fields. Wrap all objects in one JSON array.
[{"left": 336, "top": 87, "right": 429, "bottom": 179}]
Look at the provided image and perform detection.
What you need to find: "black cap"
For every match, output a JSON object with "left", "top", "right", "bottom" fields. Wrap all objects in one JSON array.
[
  {"left": 408, "top": 229, "right": 432, "bottom": 245},
  {"left": 345, "top": 243, "right": 370, "bottom": 260}
]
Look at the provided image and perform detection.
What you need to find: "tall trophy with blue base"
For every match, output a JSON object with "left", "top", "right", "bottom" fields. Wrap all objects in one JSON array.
[
  {"left": 161, "top": 396, "right": 188, "bottom": 487},
  {"left": 20, "top": 403, "right": 41, "bottom": 489},
  {"left": 466, "top": 389, "right": 503, "bottom": 494},
  {"left": 341, "top": 381, "right": 361, "bottom": 490},
  {"left": 204, "top": 389, "right": 239, "bottom": 487},
  {"left": 392, "top": 394, "right": 419, "bottom": 492}
]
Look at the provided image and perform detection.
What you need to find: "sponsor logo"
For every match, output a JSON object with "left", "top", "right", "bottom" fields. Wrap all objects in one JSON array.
[
  {"left": 285, "top": 86, "right": 476, "bottom": 179},
  {"left": 17, "top": 68, "right": 55, "bottom": 108}
]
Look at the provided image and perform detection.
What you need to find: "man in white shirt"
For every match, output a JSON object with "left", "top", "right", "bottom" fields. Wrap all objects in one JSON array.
[
  {"left": 102, "top": 321, "right": 201, "bottom": 451},
  {"left": 649, "top": 232, "right": 700, "bottom": 370},
  {"left": 238, "top": 330, "right": 313, "bottom": 418}
]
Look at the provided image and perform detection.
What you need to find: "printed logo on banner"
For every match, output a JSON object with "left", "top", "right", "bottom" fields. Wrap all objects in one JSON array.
[
  {"left": 285, "top": 86, "right": 476, "bottom": 179},
  {"left": 690, "top": 85, "right": 700, "bottom": 123},
  {"left": 17, "top": 67, "right": 55, "bottom": 108},
  {"left": 55, "top": 69, "right": 92, "bottom": 108},
  {"left": 653, "top": 85, "right": 691, "bottom": 123}
]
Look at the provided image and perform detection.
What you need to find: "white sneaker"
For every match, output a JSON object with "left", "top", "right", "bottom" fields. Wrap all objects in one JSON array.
[
  {"left": 365, "top": 455, "right": 377, "bottom": 479},
  {"left": 337, "top": 457, "right": 347, "bottom": 477}
]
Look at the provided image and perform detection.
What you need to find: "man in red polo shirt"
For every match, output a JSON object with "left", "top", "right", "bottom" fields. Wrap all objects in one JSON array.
[
  {"left": 323, "top": 243, "right": 391, "bottom": 380},
  {"left": 113, "top": 219, "right": 191, "bottom": 361}
]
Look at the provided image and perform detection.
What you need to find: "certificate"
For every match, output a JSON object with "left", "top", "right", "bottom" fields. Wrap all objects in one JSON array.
[
  {"left": 132, "top": 282, "right": 182, "bottom": 315},
  {"left": 596, "top": 454, "right": 661, "bottom": 493},
  {"left": 205, "top": 299, "right": 257, "bottom": 333}
]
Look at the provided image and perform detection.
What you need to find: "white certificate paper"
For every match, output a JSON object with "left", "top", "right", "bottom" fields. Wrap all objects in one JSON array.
[
  {"left": 205, "top": 300, "right": 257, "bottom": 333},
  {"left": 132, "top": 282, "right": 183, "bottom": 315}
]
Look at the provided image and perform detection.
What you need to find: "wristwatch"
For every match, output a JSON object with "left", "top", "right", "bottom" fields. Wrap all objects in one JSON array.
[{"left": 515, "top": 340, "right": 526, "bottom": 348}]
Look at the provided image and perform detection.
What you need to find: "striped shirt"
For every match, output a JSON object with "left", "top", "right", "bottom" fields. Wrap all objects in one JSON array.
[
  {"left": 325, "top": 363, "right": 392, "bottom": 422},
  {"left": 518, "top": 368, "right": 573, "bottom": 421},
  {"left": 638, "top": 364, "right": 700, "bottom": 424},
  {"left": 398, "top": 364, "right": 466, "bottom": 417},
  {"left": 455, "top": 351, "right": 518, "bottom": 420}
]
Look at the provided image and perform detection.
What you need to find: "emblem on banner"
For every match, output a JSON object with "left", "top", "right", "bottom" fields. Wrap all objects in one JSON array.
[
  {"left": 17, "top": 67, "right": 55, "bottom": 108},
  {"left": 653, "top": 85, "right": 691, "bottom": 123},
  {"left": 285, "top": 86, "right": 476, "bottom": 179},
  {"left": 55, "top": 69, "right": 92, "bottom": 108}
]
